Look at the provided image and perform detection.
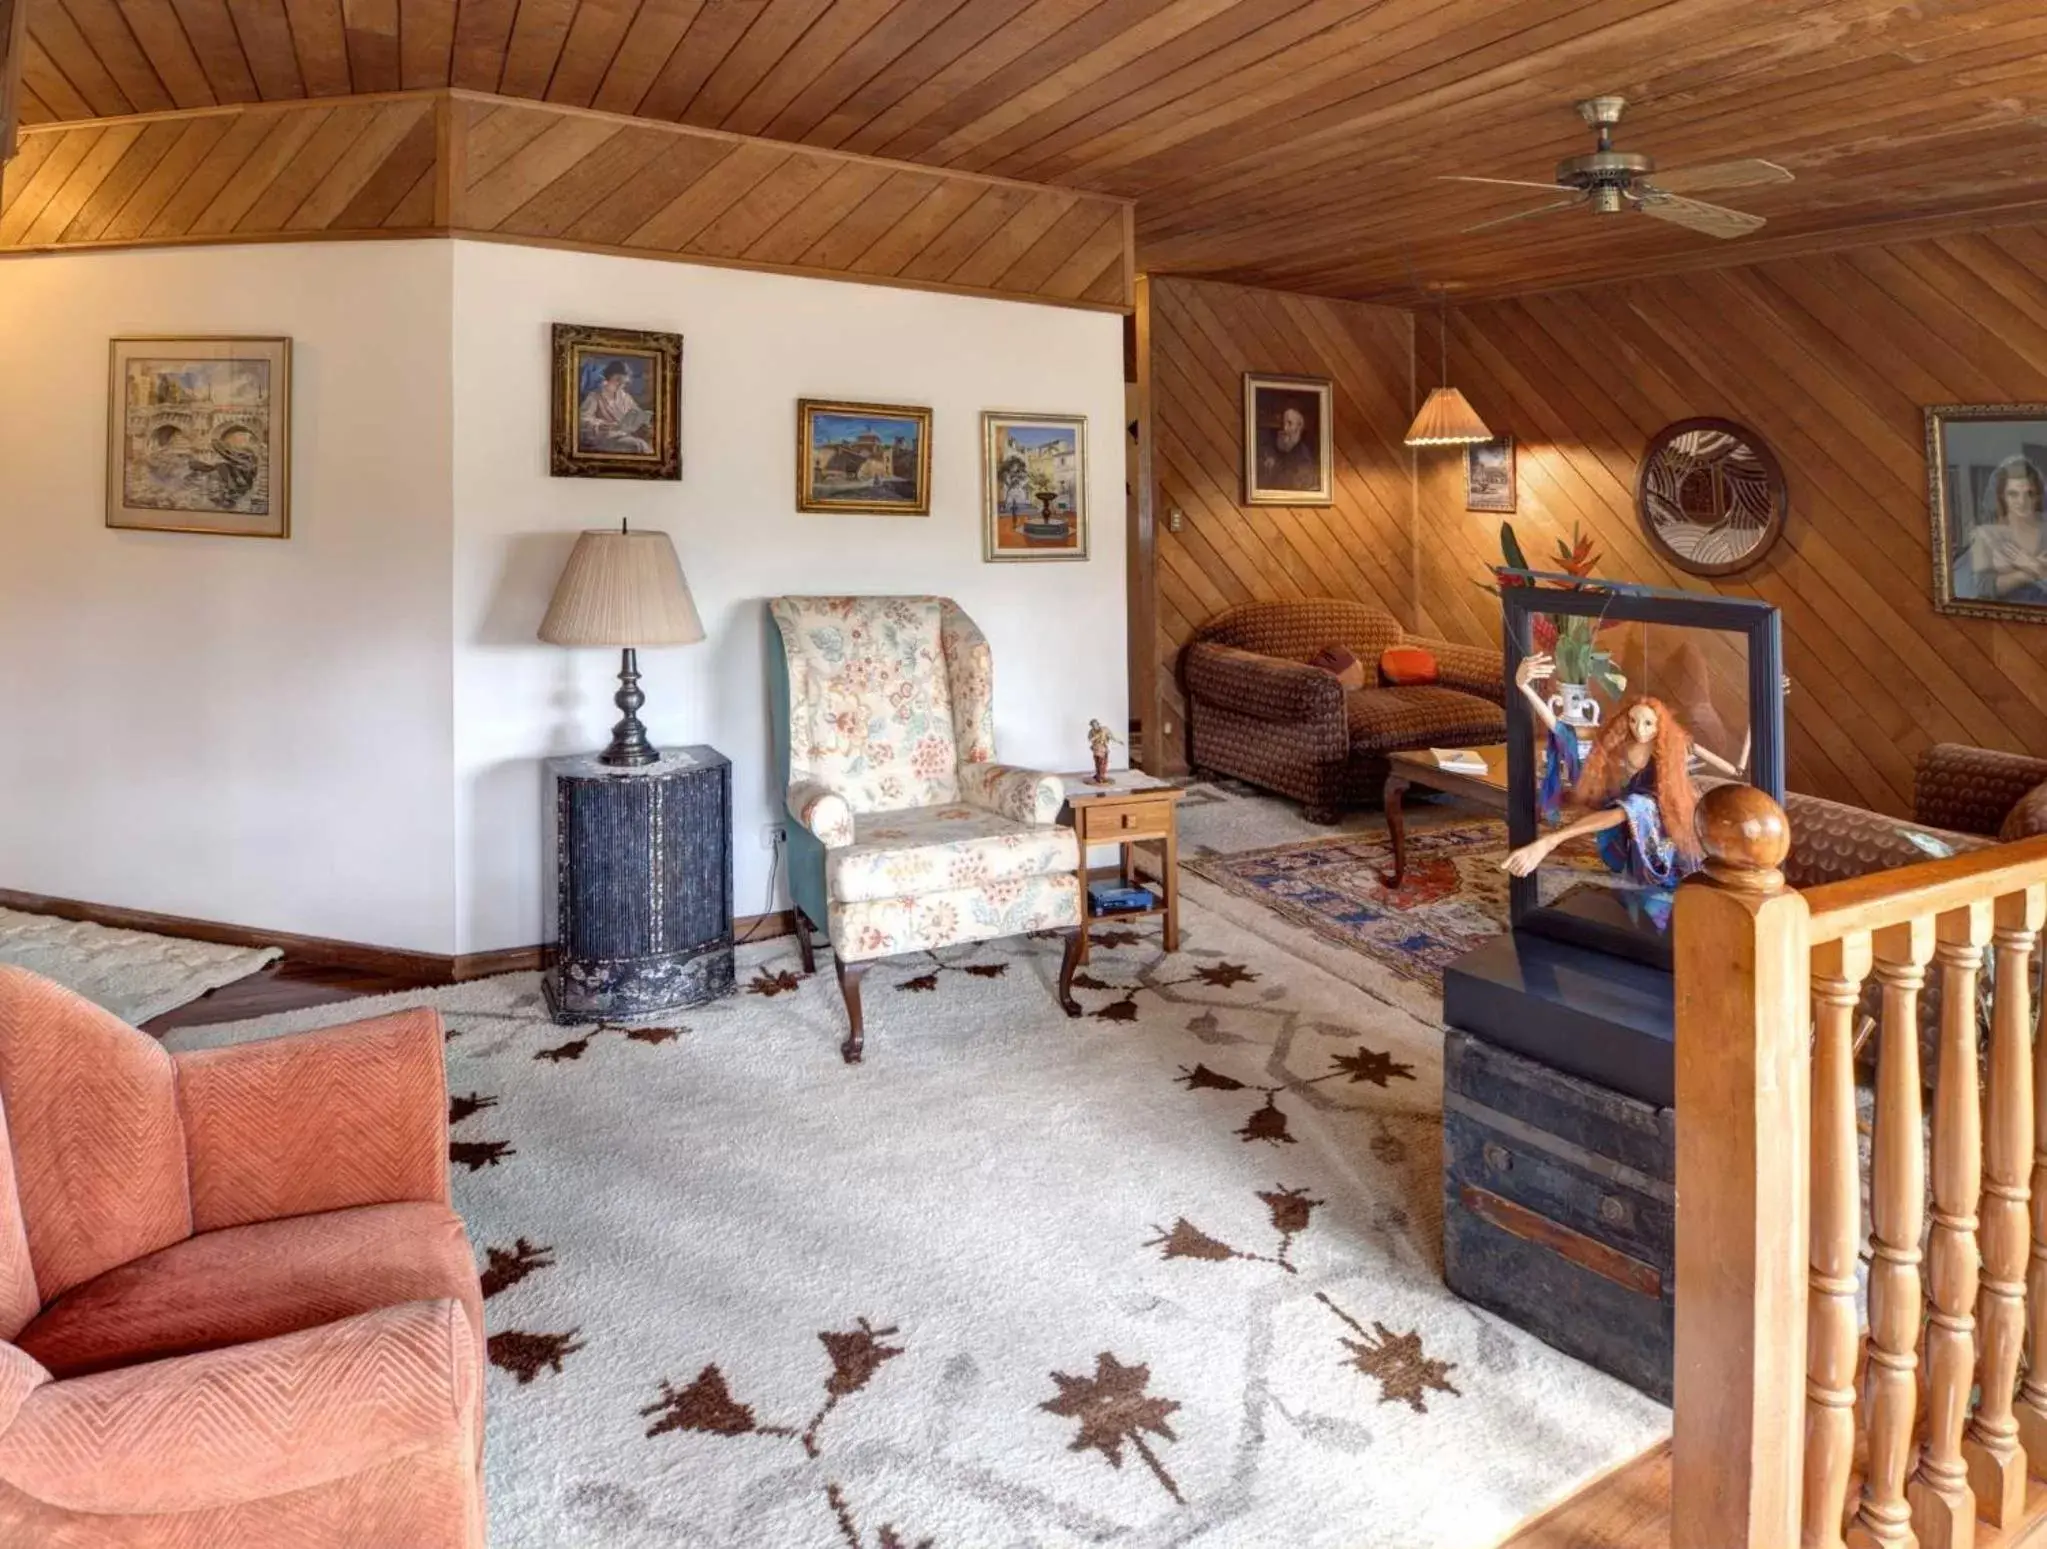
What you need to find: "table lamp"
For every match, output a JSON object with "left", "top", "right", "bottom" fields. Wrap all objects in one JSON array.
[{"left": 539, "top": 520, "right": 704, "bottom": 766}]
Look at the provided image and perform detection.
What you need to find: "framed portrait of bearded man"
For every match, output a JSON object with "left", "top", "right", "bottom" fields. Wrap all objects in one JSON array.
[
  {"left": 1242, "top": 372, "right": 1334, "bottom": 506},
  {"left": 1928, "top": 404, "right": 2047, "bottom": 621}
]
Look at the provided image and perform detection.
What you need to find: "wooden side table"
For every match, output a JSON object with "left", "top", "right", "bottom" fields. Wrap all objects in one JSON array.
[{"left": 1059, "top": 770, "right": 1184, "bottom": 964}]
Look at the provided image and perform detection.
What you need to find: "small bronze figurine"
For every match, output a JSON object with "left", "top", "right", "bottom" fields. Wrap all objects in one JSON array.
[{"left": 1086, "top": 719, "right": 1122, "bottom": 785}]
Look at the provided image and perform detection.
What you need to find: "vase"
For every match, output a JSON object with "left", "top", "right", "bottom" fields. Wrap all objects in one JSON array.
[{"left": 1546, "top": 681, "right": 1602, "bottom": 749}]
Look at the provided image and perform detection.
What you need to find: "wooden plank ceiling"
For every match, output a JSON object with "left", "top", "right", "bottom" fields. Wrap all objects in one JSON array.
[
  {"left": 0, "top": 90, "right": 1132, "bottom": 306},
  {"left": 11, "top": 0, "right": 2047, "bottom": 300}
]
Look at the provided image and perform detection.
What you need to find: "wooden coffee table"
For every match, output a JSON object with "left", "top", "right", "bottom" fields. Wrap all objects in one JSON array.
[{"left": 1382, "top": 745, "right": 1509, "bottom": 886}]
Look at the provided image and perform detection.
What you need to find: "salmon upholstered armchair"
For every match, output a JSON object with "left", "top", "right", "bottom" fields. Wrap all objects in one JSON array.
[
  {"left": 768, "top": 596, "right": 1086, "bottom": 1063},
  {"left": 0, "top": 966, "right": 485, "bottom": 1547}
]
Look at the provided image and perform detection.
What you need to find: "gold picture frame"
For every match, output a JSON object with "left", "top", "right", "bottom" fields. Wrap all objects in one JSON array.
[
  {"left": 551, "top": 323, "right": 683, "bottom": 480},
  {"left": 1926, "top": 403, "right": 2047, "bottom": 622},
  {"left": 1241, "top": 372, "right": 1333, "bottom": 506},
  {"left": 982, "top": 411, "right": 1088, "bottom": 562},
  {"left": 107, "top": 336, "right": 292, "bottom": 538},
  {"left": 797, "top": 399, "right": 932, "bottom": 515}
]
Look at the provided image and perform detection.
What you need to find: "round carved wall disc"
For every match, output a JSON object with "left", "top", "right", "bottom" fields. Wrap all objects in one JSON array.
[{"left": 1635, "top": 417, "right": 1788, "bottom": 576}]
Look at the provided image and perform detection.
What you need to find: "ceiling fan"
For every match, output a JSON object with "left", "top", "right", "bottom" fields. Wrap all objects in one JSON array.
[{"left": 1443, "top": 96, "right": 1792, "bottom": 239}]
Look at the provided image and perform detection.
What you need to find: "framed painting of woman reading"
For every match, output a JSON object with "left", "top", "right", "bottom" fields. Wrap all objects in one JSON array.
[{"left": 1928, "top": 405, "right": 2047, "bottom": 621}]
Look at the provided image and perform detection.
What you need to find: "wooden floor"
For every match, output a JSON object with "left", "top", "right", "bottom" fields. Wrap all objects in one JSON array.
[
  {"left": 1499, "top": 1442, "right": 1669, "bottom": 1548},
  {"left": 141, "top": 956, "right": 439, "bottom": 1038}
]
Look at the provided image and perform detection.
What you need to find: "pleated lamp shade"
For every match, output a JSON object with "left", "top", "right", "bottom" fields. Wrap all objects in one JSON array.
[
  {"left": 539, "top": 527, "right": 704, "bottom": 647},
  {"left": 1403, "top": 386, "right": 1493, "bottom": 447}
]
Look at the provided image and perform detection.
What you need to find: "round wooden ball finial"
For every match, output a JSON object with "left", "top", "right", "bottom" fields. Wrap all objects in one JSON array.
[{"left": 1695, "top": 783, "right": 1791, "bottom": 893}]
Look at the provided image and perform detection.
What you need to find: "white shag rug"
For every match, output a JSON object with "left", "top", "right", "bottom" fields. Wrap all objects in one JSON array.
[
  {"left": 0, "top": 907, "right": 282, "bottom": 1024},
  {"left": 163, "top": 895, "right": 1666, "bottom": 1549}
]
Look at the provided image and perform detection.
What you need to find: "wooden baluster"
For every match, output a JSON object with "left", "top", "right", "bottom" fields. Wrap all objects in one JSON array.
[
  {"left": 1910, "top": 904, "right": 1991, "bottom": 1549},
  {"left": 2012, "top": 883, "right": 2047, "bottom": 1478},
  {"left": 1807, "top": 933, "right": 1873, "bottom": 1549},
  {"left": 1969, "top": 885, "right": 2045, "bottom": 1526},
  {"left": 1674, "top": 787, "right": 1808, "bottom": 1549},
  {"left": 1850, "top": 916, "right": 1935, "bottom": 1549}
]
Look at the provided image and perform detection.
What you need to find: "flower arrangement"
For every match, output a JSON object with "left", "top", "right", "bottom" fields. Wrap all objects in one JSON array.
[{"left": 1491, "top": 522, "right": 1626, "bottom": 697}]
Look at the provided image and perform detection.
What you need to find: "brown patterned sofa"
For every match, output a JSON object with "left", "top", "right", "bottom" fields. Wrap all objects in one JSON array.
[
  {"left": 1181, "top": 599, "right": 1506, "bottom": 822},
  {"left": 1778, "top": 742, "right": 2047, "bottom": 889}
]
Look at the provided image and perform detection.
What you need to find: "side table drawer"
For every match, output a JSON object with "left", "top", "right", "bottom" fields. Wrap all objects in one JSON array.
[{"left": 1079, "top": 798, "right": 1172, "bottom": 840}]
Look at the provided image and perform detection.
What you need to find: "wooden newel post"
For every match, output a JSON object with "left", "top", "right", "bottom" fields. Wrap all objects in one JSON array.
[{"left": 1673, "top": 784, "right": 1810, "bottom": 1549}]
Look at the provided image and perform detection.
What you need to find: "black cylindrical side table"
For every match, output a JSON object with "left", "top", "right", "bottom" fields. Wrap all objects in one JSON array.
[{"left": 543, "top": 746, "right": 735, "bottom": 1024}]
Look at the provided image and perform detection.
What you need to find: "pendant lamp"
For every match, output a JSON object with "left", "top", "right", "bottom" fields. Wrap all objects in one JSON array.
[{"left": 1404, "top": 297, "right": 1492, "bottom": 447}]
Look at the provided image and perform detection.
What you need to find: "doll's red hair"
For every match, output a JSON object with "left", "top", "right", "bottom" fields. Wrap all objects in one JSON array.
[{"left": 1568, "top": 696, "right": 1700, "bottom": 866}]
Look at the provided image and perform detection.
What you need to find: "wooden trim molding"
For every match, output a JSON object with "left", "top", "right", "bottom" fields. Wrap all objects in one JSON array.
[
  {"left": 0, "top": 0, "right": 23, "bottom": 166},
  {"left": 0, "top": 888, "right": 796, "bottom": 987},
  {"left": 0, "top": 89, "right": 1135, "bottom": 312}
]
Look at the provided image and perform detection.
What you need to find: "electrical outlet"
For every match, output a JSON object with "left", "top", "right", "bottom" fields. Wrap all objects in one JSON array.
[
  {"left": 1168, "top": 506, "right": 1185, "bottom": 533},
  {"left": 761, "top": 822, "right": 786, "bottom": 851}
]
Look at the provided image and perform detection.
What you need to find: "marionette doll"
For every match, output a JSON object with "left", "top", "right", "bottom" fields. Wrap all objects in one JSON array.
[{"left": 1500, "top": 652, "right": 1746, "bottom": 925}]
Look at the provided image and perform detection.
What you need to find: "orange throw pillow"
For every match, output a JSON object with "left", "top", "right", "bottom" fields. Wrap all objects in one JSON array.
[
  {"left": 1379, "top": 645, "right": 1439, "bottom": 686},
  {"left": 1306, "top": 645, "right": 1366, "bottom": 690}
]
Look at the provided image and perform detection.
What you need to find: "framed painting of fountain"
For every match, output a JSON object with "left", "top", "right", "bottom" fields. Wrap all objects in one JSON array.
[{"left": 982, "top": 411, "right": 1089, "bottom": 562}]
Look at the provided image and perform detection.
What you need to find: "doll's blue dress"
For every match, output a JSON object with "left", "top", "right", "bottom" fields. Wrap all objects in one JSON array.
[{"left": 1537, "top": 724, "right": 1699, "bottom": 929}]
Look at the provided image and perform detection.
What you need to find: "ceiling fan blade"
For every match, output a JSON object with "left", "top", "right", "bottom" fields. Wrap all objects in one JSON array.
[
  {"left": 1652, "top": 158, "right": 1793, "bottom": 195},
  {"left": 1460, "top": 197, "right": 1587, "bottom": 235},
  {"left": 1639, "top": 192, "right": 1766, "bottom": 239},
  {"left": 1438, "top": 174, "right": 1570, "bottom": 193}
]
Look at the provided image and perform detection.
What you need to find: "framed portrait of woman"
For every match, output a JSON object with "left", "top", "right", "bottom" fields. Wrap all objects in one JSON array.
[
  {"left": 550, "top": 323, "right": 682, "bottom": 480},
  {"left": 1928, "top": 405, "right": 2047, "bottom": 621}
]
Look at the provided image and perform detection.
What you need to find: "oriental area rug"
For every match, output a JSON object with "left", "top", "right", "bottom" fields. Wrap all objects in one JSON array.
[{"left": 165, "top": 894, "right": 1666, "bottom": 1549}]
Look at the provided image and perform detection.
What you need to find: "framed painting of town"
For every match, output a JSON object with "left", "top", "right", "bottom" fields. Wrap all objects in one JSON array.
[
  {"left": 107, "top": 337, "right": 292, "bottom": 538},
  {"left": 1927, "top": 403, "right": 2047, "bottom": 622},
  {"left": 982, "top": 412, "right": 1088, "bottom": 561},
  {"left": 550, "top": 323, "right": 682, "bottom": 481},
  {"left": 798, "top": 399, "right": 932, "bottom": 515}
]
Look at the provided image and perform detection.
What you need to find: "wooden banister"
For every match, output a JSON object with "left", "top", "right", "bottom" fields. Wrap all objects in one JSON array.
[
  {"left": 1803, "top": 832, "right": 2047, "bottom": 947},
  {"left": 1672, "top": 784, "right": 1809, "bottom": 1549},
  {"left": 1677, "top": 789, "right": 2047, "bottom": 1549}
]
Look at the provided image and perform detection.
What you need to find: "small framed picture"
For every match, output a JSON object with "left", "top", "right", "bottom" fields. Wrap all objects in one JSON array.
[
  {"left": 1465, "top": 435, "right": 1516, "bottom": 514},
  {"left": 983, "top": 411, "right": 1088, "bottom": 562},
  {"left": 798, "top": 399, "right": 932, "bottom": 515},
  {"left": 551, "top": 323, "right": 682, "bottom": 480},
  {"left": 1927, "top": 405, "right": 2047, "bottom": 621},
  {"left": 1242, "top": 373, "right": 1333, "bottom": 506},
  {"left": 108, "top": 337, "right": 292, "bottom": 538}
]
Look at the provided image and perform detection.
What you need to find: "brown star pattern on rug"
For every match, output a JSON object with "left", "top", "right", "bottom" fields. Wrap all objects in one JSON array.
[
  {"left": 449, "top": 1091, "right": 498, "bottom": 1125},
  {"left": 1041, "top": 1352, "right": 1184, "bottom": 1503},
  {"left": 489, "top": 1328, "right": 587, "bottom": 1384},
  {"left": 1317, "top": 1294, "right": 1461, "bottom": 1414},
  {"left": 1147, "top": 1186, "right": 1323, "bottom": 1274},
  {"left": 894, "top": 954, "right": 1010, "bottom": 994},
  {"left": 1176, "top": 1035, "right": 1418, "bottom": 1146},
  {"left": 536, "top": 1021, "right": 689, "bottom": 1062},
  {"left": 642, "top": 1319, "right": 932, "bottom": 1547},
  {"left": 748, "top": 968, "right": 803, "bottom": 996},
  {"left": 480, "top": 1238, "right": 555, "bottom": 1298},
  {"left": 450, "top": 1138, "right": 515, "bottom": 1171}
]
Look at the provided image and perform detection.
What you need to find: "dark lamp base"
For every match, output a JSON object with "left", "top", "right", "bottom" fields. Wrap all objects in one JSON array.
[{"left": 600, "top": 647, "right": 662, "bottom": 767}]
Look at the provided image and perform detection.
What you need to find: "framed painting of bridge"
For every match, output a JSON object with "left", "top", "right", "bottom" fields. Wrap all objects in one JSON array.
[{"left": 106, "top": 337, "right": 292, "bottom": 538}]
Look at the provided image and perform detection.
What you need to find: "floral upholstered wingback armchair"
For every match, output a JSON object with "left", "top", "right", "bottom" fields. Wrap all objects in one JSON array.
[{"left": 768, "top": 596, "right": 1085, "bottom": 1062}]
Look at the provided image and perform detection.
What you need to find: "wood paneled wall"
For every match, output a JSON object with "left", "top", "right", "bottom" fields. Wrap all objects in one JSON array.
[
  {"left": 0, "top": 0, "right": 24, "bottom": 163},
  {"left": 1137, "top": 274, "right": 1413, "bottom": 771},
  {"left": 0, "top": 89, "right": 1133, "bottom": 310},
  {"left": 1413, "top": 224, "right": 2047, "bottom": 816}
]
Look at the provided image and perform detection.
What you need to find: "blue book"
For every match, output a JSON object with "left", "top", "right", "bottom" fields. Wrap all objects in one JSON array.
[{"left": 1089, "top": 882, "right": 1157, "bottom": 915}]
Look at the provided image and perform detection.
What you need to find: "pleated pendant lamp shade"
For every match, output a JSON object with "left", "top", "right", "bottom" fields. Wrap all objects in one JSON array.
[
  {"left": 1403, "top": 386, "right": 1493, "bottom": 447},
  {"left": 539, "top": 527, "right": 704, "bottom": 647}
]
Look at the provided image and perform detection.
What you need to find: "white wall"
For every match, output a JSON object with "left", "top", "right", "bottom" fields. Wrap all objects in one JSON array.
[
  {"left": 0, "top": 238, "right": 1128, "bottom": 957},
  {"left": 450, "top": 241, "right": 1128, "bottom": 954},
  {"left": 0, "top": 243, "right": 459, "bottom": 952}
]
